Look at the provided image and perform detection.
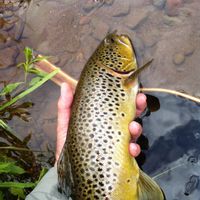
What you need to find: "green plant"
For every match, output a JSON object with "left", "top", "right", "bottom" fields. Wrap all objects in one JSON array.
[{"left": 0, "top": 47, "right": 59, "bottom": 199}]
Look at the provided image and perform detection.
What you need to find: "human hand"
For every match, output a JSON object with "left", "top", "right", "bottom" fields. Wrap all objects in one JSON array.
[{"left": 55, "top": 83, "right": 147, "bottom": 162}]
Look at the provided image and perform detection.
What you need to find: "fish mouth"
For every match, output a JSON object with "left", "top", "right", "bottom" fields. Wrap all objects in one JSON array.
[{"left": 118, "top": 34, "right": 132, "bottom": 49}]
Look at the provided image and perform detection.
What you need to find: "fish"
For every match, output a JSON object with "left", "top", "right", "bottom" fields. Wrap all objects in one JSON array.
[{"left": 57, "top": 32, "right": 165, "bottom": 200}]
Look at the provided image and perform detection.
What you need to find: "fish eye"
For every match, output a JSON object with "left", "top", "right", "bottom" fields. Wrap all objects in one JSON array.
[
  {"left": 110, "top": 38, "right": 115, "bottom": 43},
  {"left": 104, "top": 37, "right": 115, "bottom": 45},
  {"left": 104, "top": 38, "right": 110, "bottom": 45}
]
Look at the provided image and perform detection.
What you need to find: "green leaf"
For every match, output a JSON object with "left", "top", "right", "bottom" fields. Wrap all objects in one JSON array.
[
  {"left": 0, "top": 119, "right": 13, "bottom": 133},
  {"left": 0, "top": 162, "right": 25, "bottom": 174},
  {"left": 0, "top": 68, "right": 60, "bottom": 112},
  {"left": 37, "top": 167, "right": 48, "bottom": 183},
  {"left": 24, "top": 47, "right": 33, "bottom": 64},
  {"left": 10, "top": 187, "right": 25, "bottom": 199},
  {"left": 0, "top": 191, "right": 4, "bottom": 200},
  {"left": 29, "top": 77, "right": 42, "bottom": 87},
  {"left": 0, "top": 182, "right": 35, "bottom": 189},
  {"left": 0, "top": 82, "right": 23, "bottom": 96}
]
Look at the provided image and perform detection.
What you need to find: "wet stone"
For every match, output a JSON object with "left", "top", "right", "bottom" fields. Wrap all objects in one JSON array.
[
  {"left": 173, "top": 53, "right": 185, "bottom": 65},
  {"left": 182, "top": 44, "right": 195, "bottom": 56},
  {"left": 125, "top": 9, "right": 149, "bottom": 30},
  {"left": 112, "top": 1, "right": 130, "bottom": 17},
  {"left": 105, "top": 0, "right": 115, "bottom": 5},
  {"left": 163, "top": 15, "right": 181, "bottom": 25},
  {"left": 0, "top": 46, "right": 19, "bottom": 68},
  {"left": 14, "top": 18, "right": 25, "bottom": 41},
  {"left": 91, "top": 18, "right": 109, "bottom": 41},
  {"left": 165, "top": 0, "right": 183, "bottom": 16},
  {"left": 82, "top": 0, "right": 103, "bottom": 13},
  {"left": 2, "top": 10, "right": 14, "bottom": 18},
  {"left": 79, "top": 15, "right": 91, "bottom": 25},
  {"left": 153, "top": 0, "right": 166, "bottom": 9}
]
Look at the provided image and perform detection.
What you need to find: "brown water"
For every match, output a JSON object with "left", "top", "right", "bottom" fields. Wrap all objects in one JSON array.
[{"left": 0, "top": 0, "right": 200, "bottom": 198}]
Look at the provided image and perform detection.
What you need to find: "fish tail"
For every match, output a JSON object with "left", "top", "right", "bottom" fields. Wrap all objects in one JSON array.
[{"left": 137, "top": 170, "right": 165, "bottom": 200}]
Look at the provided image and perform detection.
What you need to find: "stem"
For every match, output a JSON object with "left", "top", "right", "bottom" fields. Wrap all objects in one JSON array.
[
  {"left": 139, "top": 88, "right": 200, "bottom": 103},
  {"left": 0, "top": 69, "right": 60, "bottom": 112}
]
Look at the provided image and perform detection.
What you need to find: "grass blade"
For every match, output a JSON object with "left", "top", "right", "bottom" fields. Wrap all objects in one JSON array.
[{"left": 0, "top": 69, "right": 60, "bottom": 112}]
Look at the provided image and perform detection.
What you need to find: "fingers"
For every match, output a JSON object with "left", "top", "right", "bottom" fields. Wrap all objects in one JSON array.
[
  {"left": 136, "top": 93, "right": 147, "bottom": 117},
  {"left": 129, "top": 121, "right": 142, "bottom": 140},
  {"left": 56, "top": 83, "right": 73, "bottom": 162},
  {"left": 129, "top": 143, "right": 141, "bottom": 157},
  {"left": 129, "top": 121, "right": 142, "bottom": 157},
  {"left": 129, "top": 93, "right": 147, "bottom": 157}
]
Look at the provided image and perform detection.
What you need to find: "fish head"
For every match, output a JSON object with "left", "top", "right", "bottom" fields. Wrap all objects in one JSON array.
[{"left": 96, "top": 32, "right": 137, "bottom": 73}]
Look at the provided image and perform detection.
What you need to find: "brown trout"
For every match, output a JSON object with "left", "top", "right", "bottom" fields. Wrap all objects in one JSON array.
[{"left": 57, "top": 32, "right": 164, "bottom": 200}]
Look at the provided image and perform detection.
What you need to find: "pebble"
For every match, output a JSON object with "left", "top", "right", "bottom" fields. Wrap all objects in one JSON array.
[
  {"left": 82, "top": 0, "right": 103, "bottom": 13},
  {"left": 91, "top": 18, "right": 109, "bottom": 41},
  {"left": 105, "top": 0, "right": 115, "bottom": 6},
  {"left": 153, "top": 0, "right": 166, "bottom": 9},
  {"left": 163, "top": 15, "right": 181, "bottom": 25},
  {"left": 125, "top": 9, "right": 149, "bottom": 29},
  {"left": 112, "top": 1, "right": 130, "bottom": 17},
  {"left": 165, "top": 0, "right": 183, "bottom": 16},
  {"left": 173, "top": 52, "right": 185, "bottom": 65},
  {"left": 182, "top": 44, "right": 195, "bottom": 56},
  {"left": 79, "top": 15, "right": 91, "bottom": 25},
  {"left": 2, "top": 10, "right": 14, "bottom": 18}
]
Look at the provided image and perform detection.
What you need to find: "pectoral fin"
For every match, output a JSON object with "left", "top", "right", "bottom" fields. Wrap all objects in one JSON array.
[
  {"left": 137, "top": 170, "right": 165, "bottom": 200},
  {"left": 124, "top": 59, "right": 153, "bottom": 87}
]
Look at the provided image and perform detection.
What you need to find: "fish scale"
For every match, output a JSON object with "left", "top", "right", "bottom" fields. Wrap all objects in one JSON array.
[{"left": 57, "top": 33, "right": 164, "bottom": 200}]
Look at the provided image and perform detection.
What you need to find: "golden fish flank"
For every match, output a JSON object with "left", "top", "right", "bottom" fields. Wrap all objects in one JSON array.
[{"left": 57, "top": 33, "right": 164, "bottom": 200}]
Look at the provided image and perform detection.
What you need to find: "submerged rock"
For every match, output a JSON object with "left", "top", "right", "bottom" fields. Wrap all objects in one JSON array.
[
  {"left": 111, "top": 1, "right": 130, "bottom": 17},
  {"left": 173, "top": 52, "right": 185, "bottom": 65},
  {"left": 165, "top": 0, "right": 183, "bottom": 16},
  {"left": 91, "top": 18, "right": 110, "bottom": 41},
  {"left": 153, "top": 0, "right": 166, "bottom": 9},
  {"left": 0, "top": 46, "right": 19, "bottom": 68},
  {"left": 125, "top": 9, "right": 149, "bottom": 29}
]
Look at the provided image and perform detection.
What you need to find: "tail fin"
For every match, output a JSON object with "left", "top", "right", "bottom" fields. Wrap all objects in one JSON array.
[{"left": 138, "top": 170, "right": 165, "bottom": 200}]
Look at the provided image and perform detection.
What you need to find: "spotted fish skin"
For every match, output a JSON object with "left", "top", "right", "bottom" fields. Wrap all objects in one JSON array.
[{"left": 57, "top": 33, "right": 164, "bottom": 200}]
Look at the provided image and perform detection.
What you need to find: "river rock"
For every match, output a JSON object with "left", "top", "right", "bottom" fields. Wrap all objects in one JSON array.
[
  {"left": 2, "top": 10, "right": 14, "bottom": 18},
  {"left": 14, "top": 18, "right": 25, "bottom": 41},
  {"left": 182, "top": 44, "right": 195, "bottom": 56},
  {"left": 173, "top": 52, "right": 185, "bottom": 65},
  {"left": 112, "top": 1, "right": 130, "bottom": 17},
  {"left": 0, "top": 46, "right": 19, "bottom": 68},
  {"left": 153, "top": 0, "right": 166, "bottom": 9},
  {"left": 165, "top": 0, "right": 183, "bottom": 16},
  {"left": 105, "top": 0, "right": 115, "bottom": 6},
  {"left": 91, "top": 18, "right": 109, "bottom": 41},
  {"left": 79, "top": 15, "right": 91, "bottom": 25},
  {"left": 163, "top": 15, "right": 181, "bottom": 25},
  {"left": 82, "top": 0, "right": 102, "bottom": 13},
  {"left": 125, "top": 9, "right": 149, "bottom": 29}
]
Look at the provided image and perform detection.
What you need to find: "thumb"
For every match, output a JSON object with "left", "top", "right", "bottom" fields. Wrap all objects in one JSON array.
[{"left": 56, "top": 83, "right": 73, "bottom": 162}]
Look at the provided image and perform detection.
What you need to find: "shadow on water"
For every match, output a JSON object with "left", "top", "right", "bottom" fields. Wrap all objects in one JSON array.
[{"left": 137, "top": 93, "right": 200, "bottom": 200}]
